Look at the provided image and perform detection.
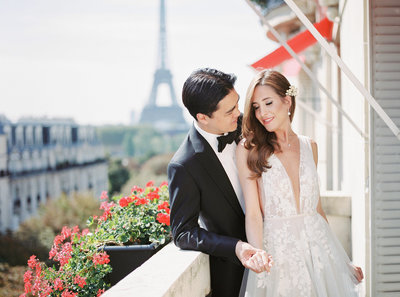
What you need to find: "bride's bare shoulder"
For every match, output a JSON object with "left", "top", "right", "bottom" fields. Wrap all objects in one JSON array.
[{"left": 236, "top": 138, "right": 249, "bottom": 157}]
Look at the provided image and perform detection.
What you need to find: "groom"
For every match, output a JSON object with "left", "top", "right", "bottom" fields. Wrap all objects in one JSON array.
[{"left": 168, "top": 68, "right": 266, "bottom": 297}]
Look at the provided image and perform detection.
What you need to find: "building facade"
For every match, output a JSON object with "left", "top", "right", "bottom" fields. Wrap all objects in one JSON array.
[
  {"left": 0, "top": 115, "right": 108, "bottom": 232},
  {"left": 248, "top": 0, "right": 400, "bottom": 296}
]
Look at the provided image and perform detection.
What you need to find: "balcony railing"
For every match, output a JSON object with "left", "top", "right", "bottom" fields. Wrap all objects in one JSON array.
[
  {"left": 102, "top": 243, "right": 211, "bottom": 297},
  {"left": 103, "top": 193, "right": 351, "bottom": 296}
]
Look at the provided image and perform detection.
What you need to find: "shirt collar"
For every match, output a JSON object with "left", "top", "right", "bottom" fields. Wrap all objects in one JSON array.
[{"left": 194, "top": 121, "right": 226, "bottom": 153}]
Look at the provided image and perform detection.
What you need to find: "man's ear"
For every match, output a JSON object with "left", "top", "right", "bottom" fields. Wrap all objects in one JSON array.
[{"left": 196, "top": 113, "right": 209, "bottom": 125}]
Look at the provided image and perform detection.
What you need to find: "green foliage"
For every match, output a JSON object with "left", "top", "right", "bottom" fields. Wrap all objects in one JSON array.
[
  {"left": 96, "top": 124, "right": 187, "bottom": 159},
  {"left": 90, "top": 183, "right": 171, "bottom": 246},
  {"left": 122, "top": 132, "right": 135, "bottom": 156},
  {"left": 20, "top": 182, "right": 171, "bottom": 297},
  {"left": 0, "top": 263, "right": 25, "bottom": 297},
  {"left": 108, "top": 159, "right": 130, "bottom": 195},
  {"left": 0, "top": 231, "right": 48, "bottom": 267},
  {"left": 96, "top": 125, "right": 137, "bottom": 146},
  {"left": 121, "top": 153, "right": 173, "bottom": 195},
  {"left": 22, "top": 228, "right": 111, "bottom": 296},
  {"left": 1, "top": 194, "right": 102, "bottom": 267},
  {"left": 131, "top": 125, "right": 163, "bottom": 158}
]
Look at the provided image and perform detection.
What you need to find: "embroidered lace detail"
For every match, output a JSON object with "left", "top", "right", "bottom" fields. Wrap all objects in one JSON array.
[{"left": 245, "top": 136, "right": 359, "bottom": 297}]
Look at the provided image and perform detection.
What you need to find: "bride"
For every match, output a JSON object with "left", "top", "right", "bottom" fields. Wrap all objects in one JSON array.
[{"left": 236, "top": 70, "right": 363, "bottom": 297}]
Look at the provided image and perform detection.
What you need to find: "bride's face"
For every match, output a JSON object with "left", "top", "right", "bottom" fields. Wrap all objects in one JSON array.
[{"left": 251, "top": 85, "right": 291, "bottom": 132}]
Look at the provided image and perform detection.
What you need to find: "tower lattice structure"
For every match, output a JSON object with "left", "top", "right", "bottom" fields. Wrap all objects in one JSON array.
[{"left": 139, "top": 0, "right": 187, "bottom": 132}]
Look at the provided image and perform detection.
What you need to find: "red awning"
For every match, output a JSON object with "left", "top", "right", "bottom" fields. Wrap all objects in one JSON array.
[{"left": 251, "top": 17, "right": 334, "bottom": 70}]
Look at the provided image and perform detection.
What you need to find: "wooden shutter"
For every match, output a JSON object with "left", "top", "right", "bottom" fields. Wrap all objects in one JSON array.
[{"left": 370, "top": 0, "right": 400, "bottom": 296}]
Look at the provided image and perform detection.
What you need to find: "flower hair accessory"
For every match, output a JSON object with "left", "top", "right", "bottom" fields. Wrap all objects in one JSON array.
[{"left": 285, "top": 85, "right": 298, "bottom": 97}]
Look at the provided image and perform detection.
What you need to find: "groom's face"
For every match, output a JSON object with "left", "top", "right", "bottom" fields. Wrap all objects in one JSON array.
[{"left": 204, "top": 89, "right": 240, "bottom": 135}]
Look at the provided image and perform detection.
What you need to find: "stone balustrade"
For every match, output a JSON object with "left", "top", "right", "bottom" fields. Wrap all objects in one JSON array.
[
  {"left": 103, "top": 192, "right": 351, "bottom": 296},
  {"left": 102, "top": 243, "right": 211, "bottom": 297}
]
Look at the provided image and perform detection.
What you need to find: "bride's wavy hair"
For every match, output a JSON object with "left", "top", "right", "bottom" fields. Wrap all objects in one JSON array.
[{"left": 242, "top": 70, "right": 296, "bottom": 179}]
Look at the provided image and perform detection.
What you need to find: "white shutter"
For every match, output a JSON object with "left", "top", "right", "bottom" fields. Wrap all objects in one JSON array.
[{"left": 370, "top": 0, "right": 400, "bottom": 296}]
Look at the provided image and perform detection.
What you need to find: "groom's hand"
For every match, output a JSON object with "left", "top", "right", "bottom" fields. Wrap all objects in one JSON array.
[{"left": 235, "top": 241, "right": 273, "bottom": 273}]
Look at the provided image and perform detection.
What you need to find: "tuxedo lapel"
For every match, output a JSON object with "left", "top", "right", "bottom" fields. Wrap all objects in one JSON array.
[{"left": 189, "top": 126, "right": 244, "bottom": 218}]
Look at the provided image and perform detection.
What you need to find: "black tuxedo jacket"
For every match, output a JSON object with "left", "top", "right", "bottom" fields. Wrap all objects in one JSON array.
[{"left": 168, "top": 125, "right": 246, "bottom": 297}]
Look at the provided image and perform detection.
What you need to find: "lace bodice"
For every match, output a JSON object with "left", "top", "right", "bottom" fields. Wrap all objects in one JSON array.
[
  {"left": 259, "top": 135, "right": 320, "bottom": 218},
  {"left": 244, "top": 136, "right": 359, "bottom": 296}
]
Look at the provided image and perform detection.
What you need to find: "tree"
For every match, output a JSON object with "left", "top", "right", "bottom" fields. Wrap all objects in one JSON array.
[{"left": 108, "top": 159, "right": 130, "bottom": 194}]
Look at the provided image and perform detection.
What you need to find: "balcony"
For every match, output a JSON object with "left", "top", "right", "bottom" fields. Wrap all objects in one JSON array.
[
  {"left": 102, "top": 243, "right": 211, "bottom": 297},
  {"left": 102, "top": 193, "right": 351, "bottom": 296},
  {"left": 250, "top": 0, "right": 316, "bottom": 41}
]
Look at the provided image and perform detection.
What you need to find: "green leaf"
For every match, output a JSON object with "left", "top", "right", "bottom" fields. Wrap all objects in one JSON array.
[
  {"left": 120, "top": 234, "right": 129, "bottom": 243},
  {"left": 86, "top": 216, "right": 94, "bottom": 226}
]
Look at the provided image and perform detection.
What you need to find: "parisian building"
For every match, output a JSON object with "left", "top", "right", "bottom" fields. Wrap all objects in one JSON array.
[{"left": 0, "top": 115, "right": 108, "bottom": 232}]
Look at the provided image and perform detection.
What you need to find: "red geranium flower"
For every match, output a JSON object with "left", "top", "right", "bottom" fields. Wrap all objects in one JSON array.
[
  {"left": 146, "top": 180, "right": 154, "bottom": 187},
  {"left": 61, "top": 290, "right": 78, "bottom": 297},
  {"left": 119, "top": 197, "right": 129, "bottom": 207},
  {"left": 54, "top": 278, "right": 63, "bottom": 291},
  {"left": 100, "top": 191, "right": 108, "bottom": 200},
  {"left": 73, "top": 275, "right": 87, "bottom": 288},
  {"left": 157, "top": 201, "right": 169, "bottom": 211},
  {"left": 93, "top": 252, "right": 110, "bottom": 266},
  {"left": 156, "top": 213, "right": 170, "bottom": 226},
  {"left": 27, "top": 255, "right": 38, "bottom": 270},
  {"left": 131, "top": 185, "right": 144, "bottom": 193},
  {"left": 61, "top": 226, "right": 72, "bottom": 240},
  {"left": 135, "top": 198, "right": 149, "bottom": 205},
  {"left": 99, "top": 201, "right": 115, "bottom": 221},
  {"left": 147, "top": 191, "right": 160, "bottom": 201}
]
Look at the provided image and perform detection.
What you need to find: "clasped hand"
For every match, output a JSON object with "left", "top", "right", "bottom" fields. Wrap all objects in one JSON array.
[{"left": 236, "top": 241, "right": 273, "bottom": 273}]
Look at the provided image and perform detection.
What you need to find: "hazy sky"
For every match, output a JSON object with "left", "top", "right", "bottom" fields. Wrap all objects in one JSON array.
[{"left": 0, "top": 0, "right": 276, "bottom": 125}]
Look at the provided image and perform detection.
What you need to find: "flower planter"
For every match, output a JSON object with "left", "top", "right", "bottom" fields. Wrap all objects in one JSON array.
[{"left": 102, "top": 242, "right": 167, "bottom": 285}]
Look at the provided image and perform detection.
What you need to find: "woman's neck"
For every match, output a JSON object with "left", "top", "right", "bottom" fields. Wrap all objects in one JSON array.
[{"left": 274, "top": 126, "right": 296, "bottom": 147}]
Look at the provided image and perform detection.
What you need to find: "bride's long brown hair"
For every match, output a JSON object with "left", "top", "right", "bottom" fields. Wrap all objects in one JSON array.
[{"left": 242, "top": 70, "right": 296, "bottom": 179}]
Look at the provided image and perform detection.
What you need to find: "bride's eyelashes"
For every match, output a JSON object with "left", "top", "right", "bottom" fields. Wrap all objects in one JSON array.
[{"left": 251, "top": 102, "right": 272, "bottom": 111}]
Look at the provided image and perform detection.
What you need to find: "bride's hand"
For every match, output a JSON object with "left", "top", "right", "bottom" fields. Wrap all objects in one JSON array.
[
  {"left": 353, "top": 265, "right": 364, "bottom": 283},
  {"left": 246, "top": 250, "right": 273, "bottom": 274},
  {"left": 235, "top": 241, "right": 273, "bottom": 273}
]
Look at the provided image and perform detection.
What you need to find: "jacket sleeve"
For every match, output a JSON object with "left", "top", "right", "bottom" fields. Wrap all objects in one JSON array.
[{"left": 168, "top": 161, "right": 241, "bottom": 265}]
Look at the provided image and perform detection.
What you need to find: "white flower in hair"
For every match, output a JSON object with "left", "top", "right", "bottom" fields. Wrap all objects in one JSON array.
[{"left": 285, "top": 85, "right": 298, "bottom": 97}]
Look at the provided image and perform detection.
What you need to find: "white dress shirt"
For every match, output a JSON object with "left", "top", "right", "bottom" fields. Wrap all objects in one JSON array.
[{"left": 194, "top": 122, "right": 245, "bottom": 213}]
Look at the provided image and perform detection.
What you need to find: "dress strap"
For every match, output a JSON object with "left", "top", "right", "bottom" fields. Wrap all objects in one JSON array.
[
  {"left": 298, "top": 135, "right": 320, "bottom": 173},
  {"left": 298, "top": 135, "right": 311, "bottom": 150},
  {"left": 298, "top": 135, "right": 314, "bottom": 159}
]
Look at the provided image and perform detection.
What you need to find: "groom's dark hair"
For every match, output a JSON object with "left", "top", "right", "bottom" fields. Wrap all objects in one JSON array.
[{"left": 182, "top": 68, "right": 237, "bottom": 120}]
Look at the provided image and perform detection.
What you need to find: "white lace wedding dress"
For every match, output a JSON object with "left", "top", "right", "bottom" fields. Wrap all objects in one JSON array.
[{"left": 244, "top": 135, "right": 359, "bottom": 297}]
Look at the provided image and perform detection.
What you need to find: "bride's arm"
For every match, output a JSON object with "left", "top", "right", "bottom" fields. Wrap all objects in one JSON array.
[
  {"left": 312, "top": 139, "right": 364, "bottom": 283},
  {"left": 311, "top": 139, "right": 329, "bottom": 223},
  {"left": 236, "top": 142, "right": 264, "bottom": 249}
]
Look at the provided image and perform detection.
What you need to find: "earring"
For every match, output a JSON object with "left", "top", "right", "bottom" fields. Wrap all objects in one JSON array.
[{"left": 288, "top": 110, "right": 291, "bottom": 116}]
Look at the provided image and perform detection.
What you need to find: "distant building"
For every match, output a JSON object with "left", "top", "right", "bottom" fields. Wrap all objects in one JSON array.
[
  {"left": 0, "top": 115, "right": 108, "bottom": 232},
  {"left": 247, "top": 0, "right": 400, "bottom": 295}
]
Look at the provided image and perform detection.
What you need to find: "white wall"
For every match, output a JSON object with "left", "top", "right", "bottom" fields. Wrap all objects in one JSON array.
[{"left": 339, "top": 0, "right": 369, "bottom": 295}]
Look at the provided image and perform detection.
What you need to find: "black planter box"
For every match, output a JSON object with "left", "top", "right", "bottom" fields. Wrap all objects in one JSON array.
[{"left": 102, "top": 243, "right": 166, "bottom": 286}]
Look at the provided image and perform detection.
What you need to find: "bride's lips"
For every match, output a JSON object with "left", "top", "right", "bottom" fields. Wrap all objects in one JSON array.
[{"left": 263, "top": 116, "right": 274, "bottom": 125}]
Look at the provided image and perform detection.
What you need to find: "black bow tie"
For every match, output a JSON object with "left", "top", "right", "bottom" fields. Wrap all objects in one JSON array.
[{"left": 217, "top": 130, "right": 237, "bottom": 153}]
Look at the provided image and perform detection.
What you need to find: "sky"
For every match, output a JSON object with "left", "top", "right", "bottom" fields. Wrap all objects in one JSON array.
[{"left": 0, "top": 0, "right": 276, "bottom": 125}]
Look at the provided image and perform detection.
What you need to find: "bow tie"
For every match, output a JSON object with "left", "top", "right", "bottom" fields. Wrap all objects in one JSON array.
[{"left": 217, "top": 130, "right": 237, "bottom": 153}]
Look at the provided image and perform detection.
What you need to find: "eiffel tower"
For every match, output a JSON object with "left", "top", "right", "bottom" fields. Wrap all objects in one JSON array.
[{"left": 139, "top": 0, "right": 188, "bottom": 132}]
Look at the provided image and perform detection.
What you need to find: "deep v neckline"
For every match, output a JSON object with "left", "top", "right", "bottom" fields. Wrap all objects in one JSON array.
[{"left": 272, "top": 136, "right": 302, "bottom": 214}]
